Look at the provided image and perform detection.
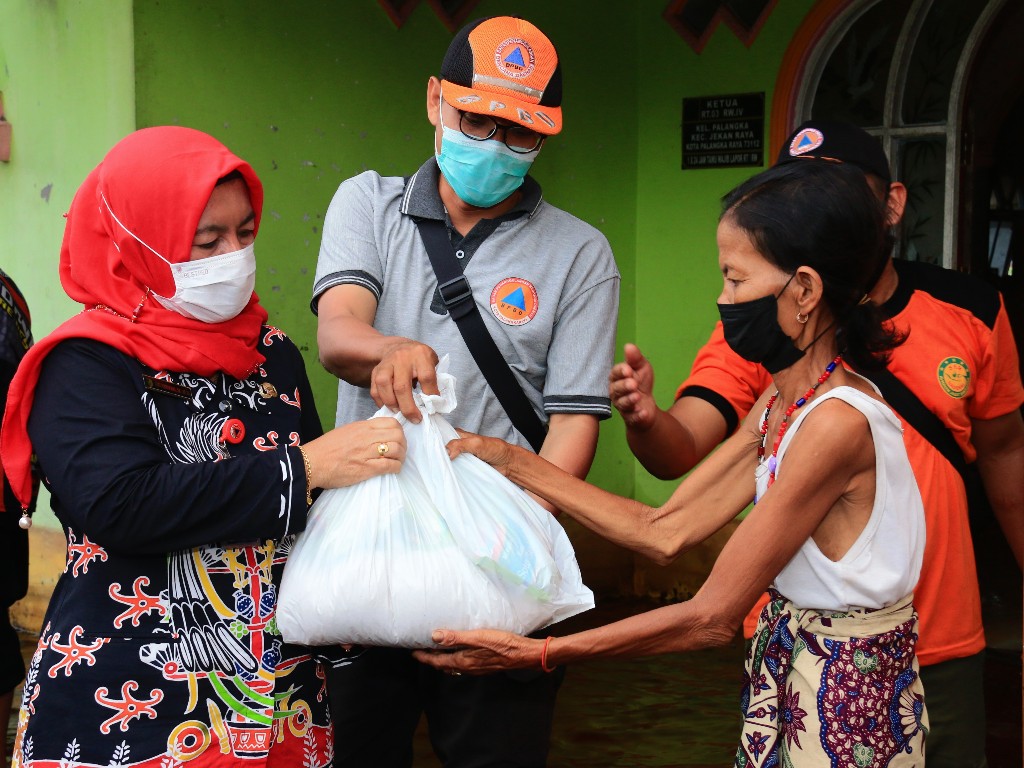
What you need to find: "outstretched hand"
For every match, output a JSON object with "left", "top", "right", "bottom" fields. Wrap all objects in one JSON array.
[
  {"left": 609, "top": 343, "right": 658, "bottom": 430},
  {"left": 412, "top": 629, "right": 544, "bottom": 675}
]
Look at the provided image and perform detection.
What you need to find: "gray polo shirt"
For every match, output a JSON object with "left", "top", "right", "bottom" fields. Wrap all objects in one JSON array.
[{"left": 312, "top": 158, "right": 620, "bottom": 449}]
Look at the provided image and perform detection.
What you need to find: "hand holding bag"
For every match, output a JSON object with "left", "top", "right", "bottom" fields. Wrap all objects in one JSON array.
[{"left": 277, "top": 358, "right": 593, "bottom": 648}]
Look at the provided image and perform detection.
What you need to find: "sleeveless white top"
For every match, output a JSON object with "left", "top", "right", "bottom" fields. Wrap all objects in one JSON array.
[{"left": 755, "top": 385, "right": 926, "bottom": 612}]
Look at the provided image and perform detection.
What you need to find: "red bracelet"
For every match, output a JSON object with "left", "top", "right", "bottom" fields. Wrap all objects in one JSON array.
[{"left": 540, "top": 636, "right": 556, "bottom": 673}]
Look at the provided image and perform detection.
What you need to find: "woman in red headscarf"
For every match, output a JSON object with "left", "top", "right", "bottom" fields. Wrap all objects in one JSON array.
[{"left": 2, "top": 126, "right": 405, "bottom": 767}]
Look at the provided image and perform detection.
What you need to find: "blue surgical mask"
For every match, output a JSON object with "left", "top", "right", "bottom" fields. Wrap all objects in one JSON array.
[{"left": 435, "top": 124, "right": 538, "bottom": 208}]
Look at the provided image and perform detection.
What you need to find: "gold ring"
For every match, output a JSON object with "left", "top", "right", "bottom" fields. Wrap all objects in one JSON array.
[{"left": 377, "top": 442, "right": 389, "bottom": 456}]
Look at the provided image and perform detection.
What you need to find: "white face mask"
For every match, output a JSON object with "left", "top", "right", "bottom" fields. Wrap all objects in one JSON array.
[
  {"left": 152, "top": 243, "right": 257, "bottom": 323},
  {"left": 100, "top": 191, "right": 257, "bottom": 324}
]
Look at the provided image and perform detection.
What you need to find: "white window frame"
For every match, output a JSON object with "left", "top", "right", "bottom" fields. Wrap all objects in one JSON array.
[{"left": 792, "top": 0, "right": 1007, "bottom": 268}]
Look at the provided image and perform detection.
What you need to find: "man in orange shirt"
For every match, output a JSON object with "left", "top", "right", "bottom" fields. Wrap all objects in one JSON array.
[{"left": 611, "top": 120, "right": 1024, "bottom": 768}]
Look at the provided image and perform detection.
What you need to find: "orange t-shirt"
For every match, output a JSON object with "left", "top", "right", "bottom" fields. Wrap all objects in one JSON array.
[{"left": 677, "top": 260, "right": 1024, "bottom": 666}]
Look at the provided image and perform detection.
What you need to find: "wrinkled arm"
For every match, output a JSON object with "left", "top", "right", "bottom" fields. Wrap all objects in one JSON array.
[
  {"left": 453, "top": 398, "right": 764, "bottom": 565},
  {"left": 972, "top": 409, "right": 1024, "bottom": 569},
  {"left": 515, "top": 425, "right": 756, "bottom": 564},
  {"left": 423, "top": 400, "right": 874, "bottom": 673},
  {"left": 528, "top": 413, "right": 599, "bottom": 513}
]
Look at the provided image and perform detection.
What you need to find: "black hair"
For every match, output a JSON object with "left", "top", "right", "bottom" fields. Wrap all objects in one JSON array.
[
  {"left": 721, "top": 160, "right": 903, "bottom": 370},
  {"left": 216, "top": 169, "right": 245, "bottom": 186}
]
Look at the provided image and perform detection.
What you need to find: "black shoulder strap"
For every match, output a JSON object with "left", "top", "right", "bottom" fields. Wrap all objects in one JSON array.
[
  {"left": 413, "top": 217, "right": 548, "bottom": 452},
  {"left": 858, "top": 364, "right": 968, "bottom": 479}
]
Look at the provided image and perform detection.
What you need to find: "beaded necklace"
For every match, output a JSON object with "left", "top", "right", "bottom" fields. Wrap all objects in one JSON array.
[{"left": 758, "top": 354, "right": 842, "bottom": 488}]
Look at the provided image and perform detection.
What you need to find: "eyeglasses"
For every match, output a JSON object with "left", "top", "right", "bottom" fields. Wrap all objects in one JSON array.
[{"left": 457, "top": 110, "right": 544, "bottom": 154}]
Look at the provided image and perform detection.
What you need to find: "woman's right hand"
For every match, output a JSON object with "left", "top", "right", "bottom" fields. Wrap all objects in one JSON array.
[{"left": 300, "top": 417, "right": 406, "bottom": 490}]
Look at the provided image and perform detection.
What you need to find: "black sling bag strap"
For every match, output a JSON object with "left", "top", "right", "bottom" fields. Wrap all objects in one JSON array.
[
  {"left": 855, "top": 364, "right": 968, "bottom": 479},
  {"left": 413, "top": 217, "right": 548, "bottom": 453}
]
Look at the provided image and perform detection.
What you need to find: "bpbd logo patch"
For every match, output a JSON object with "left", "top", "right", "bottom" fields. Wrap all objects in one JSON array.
[
  {"left": 490, "top": 277, "right": 538, "bottom": 326},
  {"left": 789, "top": 127, "right": 824, "bottom": 157},
  {"left": 494, "top": 38, "right": 535, "bottom": 79}
]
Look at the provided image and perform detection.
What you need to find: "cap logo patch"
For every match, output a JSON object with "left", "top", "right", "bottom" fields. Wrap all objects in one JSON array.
[
  {"left": 490, "top": 277, "right": 539, "bottom": 326},
  {"left": 937, "top": 356, "right": 970, "bottom": 398},
  {"left": 789, "top": 127, "right": 825, "bottom": 157},
  {"left": 456, "top": 94, "right": 482, "bottom": 105},
  {"left": 495, "top": 38, "right": 536, "bottom": 79}
]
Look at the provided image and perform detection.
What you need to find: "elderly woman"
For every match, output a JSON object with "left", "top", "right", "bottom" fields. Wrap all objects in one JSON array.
[
  {"left": 2, "top": 126, "right": 405, "bottom": 767},
  {"left": 416, "top": 160, "right": 929, "bottom": 767}
]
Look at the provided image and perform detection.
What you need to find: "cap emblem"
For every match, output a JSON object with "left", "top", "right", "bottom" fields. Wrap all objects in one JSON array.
[
  {"left": 789, "top": 127, "right": 825, "bottom": 157},
  {"left": 495, "top": 38, "right": 536, "bottom": 79}
]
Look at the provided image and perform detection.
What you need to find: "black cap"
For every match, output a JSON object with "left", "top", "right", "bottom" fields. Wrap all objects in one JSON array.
[{"left": 776, "top": 120, "right": 891, "bottom": 185}]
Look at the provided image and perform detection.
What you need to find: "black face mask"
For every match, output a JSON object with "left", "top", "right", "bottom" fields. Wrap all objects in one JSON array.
[{"left": 717, "top": 276, "right": 804, "bottom": 374}]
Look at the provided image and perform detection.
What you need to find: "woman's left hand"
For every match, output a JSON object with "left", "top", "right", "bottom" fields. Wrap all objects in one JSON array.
[
  {"left": 412, "top": 629, "right": 544, "bottom": 675},
  {"left": 301, "top": 417, "right": 406, "bottom": 490},
  {"left": 445, "top": 430, "right": 521, "bottom": 479}
]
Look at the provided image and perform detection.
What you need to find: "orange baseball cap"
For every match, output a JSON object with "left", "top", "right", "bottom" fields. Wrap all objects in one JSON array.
[{"left": 440, "top": 16, "right": 563, "bottom": 136}]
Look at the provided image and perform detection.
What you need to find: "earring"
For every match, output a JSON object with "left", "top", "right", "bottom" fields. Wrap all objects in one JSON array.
[{"left": 796, "top": 311, "right": 809, "bottom": 324}]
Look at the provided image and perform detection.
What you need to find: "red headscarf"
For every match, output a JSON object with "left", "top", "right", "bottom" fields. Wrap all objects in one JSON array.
[{"left": 1, "top": 126, "right": 269, "bottom": 510}]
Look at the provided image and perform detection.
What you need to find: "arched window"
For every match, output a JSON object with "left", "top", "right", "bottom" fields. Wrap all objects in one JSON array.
[{"left": 790, "top": 0, "right": 1004, "bottom": 268}]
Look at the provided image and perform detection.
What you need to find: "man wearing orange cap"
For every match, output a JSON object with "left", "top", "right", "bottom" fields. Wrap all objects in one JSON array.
[{"left": 312, "top": 16, "right": 620, "bottom": 767}]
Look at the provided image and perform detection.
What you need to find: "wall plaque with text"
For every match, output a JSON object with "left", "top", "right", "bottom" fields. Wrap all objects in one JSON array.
[{"left": 682, "top": 92, "right": 765, "bottom": 169}]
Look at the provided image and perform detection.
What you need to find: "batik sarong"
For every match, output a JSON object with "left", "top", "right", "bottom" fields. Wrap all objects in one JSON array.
[{"left": 736, "top": 589, "right": 927, "bottom": 767}]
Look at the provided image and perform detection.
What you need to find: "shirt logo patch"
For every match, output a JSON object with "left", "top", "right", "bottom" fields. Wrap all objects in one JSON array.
[
  {"left": 495, "top": 38, "right": 536, "bottom": 79},
  {"left": 490, "top": 277, "right": 538, "bottom": 326},
  {"left": 789, "top": 127, "right": 824, "bottom": 157},
  {"left": 937, "top": 356, "right": 970, "bottom": 398}
]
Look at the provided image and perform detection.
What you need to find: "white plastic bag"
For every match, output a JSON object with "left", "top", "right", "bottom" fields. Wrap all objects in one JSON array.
[{"left": 277, "top": 359, "right": 594, "bottom": 648}]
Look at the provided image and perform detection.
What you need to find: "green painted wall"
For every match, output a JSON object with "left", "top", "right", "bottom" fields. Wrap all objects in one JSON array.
[
  {"left": 0, "top": 0, "right": 136, "bottom": 531},
  {"left": 0, "top": 0, "right": 135, "bottom": 334},
  {"left": 1, "top": 0, "right": 136, "bottom": 629}
]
